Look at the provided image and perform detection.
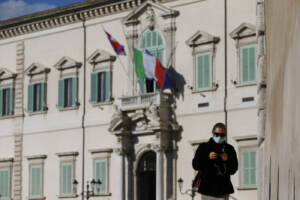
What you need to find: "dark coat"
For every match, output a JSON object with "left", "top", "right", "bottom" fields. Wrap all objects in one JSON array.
[{"left": 192, "top": 138, "right": 238, "bottom": 197}]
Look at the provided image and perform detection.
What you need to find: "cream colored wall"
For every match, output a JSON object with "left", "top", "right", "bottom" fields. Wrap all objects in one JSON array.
[{"left": 0, "top": 0, "right": 259, "bottom": 199}]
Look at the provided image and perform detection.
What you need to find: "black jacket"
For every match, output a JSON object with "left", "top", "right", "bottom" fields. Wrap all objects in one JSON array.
[{"left": 192, "top": 138, "right": 238, "bottom": 197}]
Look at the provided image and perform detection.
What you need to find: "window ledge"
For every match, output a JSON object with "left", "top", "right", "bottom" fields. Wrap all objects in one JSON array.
[
  {"left": 28, "top": 110, "right": 48, "bottom": 116},
  {"left": 58, "top": 194, "right": 78, "bottom": 199},
  {"left": 58, "top": 106, "right": 80, "bottom": 112},
  {"left": 29, "top": 197, "right": 46, "bottom": 200},
  {"left": 0, "top": 114, "right": 24, "bottom": 120},
  {"left": 237, "top": 186, "right": 257, "bottom": 191},
  {"left": 192, "top": 86, "right": 218, "bottom": 93},
  {"left": 235, "top": 82, "right": 257, "bottom": 88},
  {"left": 93, "top": 192, "right": 112, "bottom": 197},
  {"left": 91, "top": 101, "right": 113, "bottom": 107}
]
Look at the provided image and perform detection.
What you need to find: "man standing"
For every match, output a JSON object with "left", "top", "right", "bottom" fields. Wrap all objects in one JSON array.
[{"left": 192, "top": 123, "right": 238, "bottom": 200}]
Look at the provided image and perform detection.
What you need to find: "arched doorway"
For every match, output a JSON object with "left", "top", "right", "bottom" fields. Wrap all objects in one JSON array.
[{"left": 137, "top": 151, "right": 156, "bottom": 200}]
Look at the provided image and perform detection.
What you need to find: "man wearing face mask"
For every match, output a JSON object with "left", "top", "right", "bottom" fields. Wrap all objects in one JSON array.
[{"left": 192, "top": 123, "right": 238, "bottom": 200}]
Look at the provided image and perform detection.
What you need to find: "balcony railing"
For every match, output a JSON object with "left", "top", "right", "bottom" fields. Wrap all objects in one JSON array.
[{"left": 118, "top": 92, "right": 170, "bottom": 111}]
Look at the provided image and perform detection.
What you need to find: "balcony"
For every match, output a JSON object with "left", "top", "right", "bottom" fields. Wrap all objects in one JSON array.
[{"left": 118, "top": 92, "right": 171, "bottom": 111}]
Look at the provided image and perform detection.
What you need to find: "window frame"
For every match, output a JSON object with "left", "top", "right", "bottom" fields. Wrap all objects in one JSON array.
[
  {"left": 58, "top": 76, "right": 79, "bottom": 110},
  {"left": 0, "top": 159, "right": 13, "bottom": 200},
  {"left": 138, "top": 29, "right": 165, "bottom": 94},
  {"left": 240, "top": 147, "right": 257, "bottom": 189},
  {"left": 233, "top": 135, "right": 258, "bottom": 190},
  {"left": 27, "top": 82, "right": 47, "bottom": 113},
  {"left": 239, "top": 44, "right": 257, "bottom": 85},
  {"left": 90, "top": 68, "right": 112, "bottom": 105},
  {"left": 195, "top": 52, "right": 213, "bottom": 91},
  {"left": 89, "top": 148, "right": 112, "bottom": 197},
  {"left": 0, "top": 87, "right": 14, "bottom": 117},
  {"left": 27, "top": 155, "right": 46, "bottom": 200}
]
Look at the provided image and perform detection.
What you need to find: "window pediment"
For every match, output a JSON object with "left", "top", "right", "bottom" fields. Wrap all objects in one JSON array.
[
  {"left": 123, "top": 1, "right": 179, "bottom": 25},
  {"left": 25, "top": 63, "right": 50, "bottom": 76},
  {"left": 230, "top": 23, "right": 256, "bottom": 40},
  {"left": 87, "top": 49, "right": 116, "bottom": 64},
  {"left": 186, "top": 30, "right": 220, "bottom": 47},
  {"left": 0, "top": 68, "right": 16, "bottom": 81},
  {"left": 54, "top": 56, "right": 82, "bottom": 71}
]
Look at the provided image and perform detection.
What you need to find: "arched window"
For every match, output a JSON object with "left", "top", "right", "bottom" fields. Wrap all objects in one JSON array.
[{"left": 139, "top": 30, "right": 164, "bottom": 93}]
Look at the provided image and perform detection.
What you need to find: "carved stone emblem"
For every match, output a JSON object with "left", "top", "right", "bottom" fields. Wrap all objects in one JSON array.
[{"left": 146, "top": 6, "right": 156, "bottom": 30}]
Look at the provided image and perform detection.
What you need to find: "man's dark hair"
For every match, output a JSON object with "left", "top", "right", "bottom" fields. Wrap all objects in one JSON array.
[{"left": 212, "top": 122, "right": 227, "bottom": 133}]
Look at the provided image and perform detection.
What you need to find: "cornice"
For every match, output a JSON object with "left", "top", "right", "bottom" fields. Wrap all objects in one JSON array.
[{"left": 0, "top": 0, "right": 166, "bottom": 40}]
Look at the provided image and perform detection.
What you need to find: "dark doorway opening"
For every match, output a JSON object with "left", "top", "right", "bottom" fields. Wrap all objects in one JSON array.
[{"left": 137, "top": 151, "right": 156, "bottom": 200}]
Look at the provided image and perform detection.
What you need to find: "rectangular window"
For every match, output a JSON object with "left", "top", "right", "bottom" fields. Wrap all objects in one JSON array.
[
  {"left": 60, "top": 162, "right": 73, "bottom": 196},
  {"left": 0, "top": 88, "right": 13, "bottom": 116},
  {"left": 28, "top": 83, "right": 46, "bottom": 112},
  {"left": 196, "top": 53, "right": 212, "bottom": 90},
  {"left": 30, "top": 164, "right": 43, "bottom": 198},
  {"left": 0, "top": 168, "right": 10, "bottom": 199},
  {"left": 90, "top": 71, "right": 111, "bottom": 103},
  {"left": 58, "top": 77, "right": 78, "bottom": 108},
  {"left": 94, "top": 159, "right": 107, "bottom": 195},
  {"left": 240, "top": 45, "right": 256, "bottom": 83},
  {"left": 242, "top": 149, "right": 257, "bottom": 188}
]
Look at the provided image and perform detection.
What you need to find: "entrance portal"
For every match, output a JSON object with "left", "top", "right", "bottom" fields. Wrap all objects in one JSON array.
[{"left": 137, "top": 151, "right": 156, "bottom": 200}]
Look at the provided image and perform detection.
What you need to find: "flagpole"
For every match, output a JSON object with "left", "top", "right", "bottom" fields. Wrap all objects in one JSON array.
[{"left": 100, "top": 24, "right": 135, "bottom": 93}]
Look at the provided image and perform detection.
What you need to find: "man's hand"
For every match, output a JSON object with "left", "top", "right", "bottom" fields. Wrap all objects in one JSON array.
[
  {"left": 220, "top": 153, "right": 228, "bottom": 161},
  {"left": 209, "top": 152, "right": 218, "bottom": 160}
]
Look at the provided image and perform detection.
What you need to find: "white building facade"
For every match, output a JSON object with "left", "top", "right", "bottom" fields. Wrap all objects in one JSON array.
[{"left": 0, "top": 0, "right": 258, "bottom": 200}]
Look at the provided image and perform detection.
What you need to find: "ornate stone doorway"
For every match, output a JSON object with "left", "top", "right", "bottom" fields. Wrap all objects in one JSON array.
[{"left": 137, "top": 151, "right": 156, "bottom": 200}]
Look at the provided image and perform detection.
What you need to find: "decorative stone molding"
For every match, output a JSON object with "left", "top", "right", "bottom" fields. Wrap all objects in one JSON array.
[
  {"left": 54, "top": 56, "right": 82, "bottom": 71},
  {"left": 0, "top": 68, "right": 17, "bottom": 81},
  {"left": 89, "top": 148, "right": 113, "bottom": 154},
  {"left": 186, "top": 30, "right": 220, "bottom": 47},
  {"left": 56, "top": 151, "right": 79, "bottom": 157},
  {"left": 25, "top": 63, "right": 51, "bottom": 76},
  {"left": 87, "top": 49, "right": 116, "bottom": 65},
  {"left": 230, "top": 23, "right": 256, "bottom": 40},
  {"left": 26, "top": 154, "right": 47, "bottom": 160},
  {"left": 0, "top": 0, "right": 158, "bottom": 40}
]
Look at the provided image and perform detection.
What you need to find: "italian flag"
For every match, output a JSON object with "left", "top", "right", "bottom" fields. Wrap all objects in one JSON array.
[{"left": 133, "top": 48, "right": 168, "bottom": 89}]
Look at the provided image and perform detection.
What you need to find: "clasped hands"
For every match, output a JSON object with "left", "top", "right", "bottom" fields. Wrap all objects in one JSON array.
[{"left": 209, "top": 152, "right": 228, "bottom": 161}]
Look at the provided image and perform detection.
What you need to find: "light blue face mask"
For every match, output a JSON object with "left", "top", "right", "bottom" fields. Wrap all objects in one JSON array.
[{"left": 213, "top": 136, "right": 226, "bottom": 144}]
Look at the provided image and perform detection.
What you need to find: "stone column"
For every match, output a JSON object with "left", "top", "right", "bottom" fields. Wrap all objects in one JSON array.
[
  {"left": 115, "top": 148, "right": 125, "bottom": 200},
  {"left": 153, "top": 144, "right": 164, "bottom": 200}
]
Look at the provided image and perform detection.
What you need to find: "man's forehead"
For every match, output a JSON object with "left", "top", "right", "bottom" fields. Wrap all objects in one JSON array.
[{"left": 214, "top": 127, "right": 225, "bottom": 132}]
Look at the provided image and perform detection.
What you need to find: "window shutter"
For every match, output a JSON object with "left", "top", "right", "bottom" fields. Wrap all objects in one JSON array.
[
  {"left": 28, "top": 84, "right": 34, "bottom": 112},
  {"left": 41, "top": 83, "right": 46, "bottom": 111},
  {"left": 72, "top": 77, "right": 78, "bottom": 107},
  {"left": 138, "top": 78, "right": 145, "bottom": 94},
  {"left": 61, "top": 163, "right": 73, "bottom": 195},
  {"left": 105, "top": 71, "right": 111, "bottom": 102},
  {"left": 197, "top": 55, "right": 203, "bottom": 89},
  {"left": 204, "top": 54, "right": 211, "bottom": 88},
  {"left": 0, "top": 168, "right": 10, "bottom": 198},
  {"left": 249, "top": 47, "right": 256, "bottom": 82},
  {"left": 31, "top": 165, "right": 42, "bottom": 198},
  {"left": 9, "top": 88, "right": 13, "bottom": 115},
  {"left": 99, "top": 73, "right": 105, "bottom": 102},
  {"left": 58, "top": 79, "right": 65, "bottom": 108},
  {"left": 95, "top": 160, "right": 107, "bottom": 194},
  {"left": 152, "top": 31, "right": 157, "bottom": 46},
  {"left": 91, "top": 72, "right": 98, "bottom": 103},
  {"left": 243, "top": 151, "right": 250, "bottom": 186},
  {"left": 250, "top": 150, "right": 257, "bottom": 185},
  {"left": 242, "top": 48, "right": 249, "bottom": 83},
  {"left": 0, "top": 89, "right": 3, "bottom": 116},
  {"left": 146, "top": 32, "right": 151, "bottom": 48}
]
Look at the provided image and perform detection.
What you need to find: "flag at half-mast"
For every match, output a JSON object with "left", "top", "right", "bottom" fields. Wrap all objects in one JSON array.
[{"left": 105, "top": 31, "right": 126, "bottom": 56}]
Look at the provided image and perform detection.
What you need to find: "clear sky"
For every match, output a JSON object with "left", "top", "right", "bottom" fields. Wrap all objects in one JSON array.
[{"left": 0, "top": 0, "right": 86, "bottom": 21}]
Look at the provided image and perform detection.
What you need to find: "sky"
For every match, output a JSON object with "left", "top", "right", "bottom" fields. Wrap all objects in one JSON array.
[{"left": 0, "top": 0, "right": 86, "bottom": 21}]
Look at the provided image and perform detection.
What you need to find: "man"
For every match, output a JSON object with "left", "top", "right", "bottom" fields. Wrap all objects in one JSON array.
[{"left": 192, "top": 123, "right": 238, "bottom": 200}]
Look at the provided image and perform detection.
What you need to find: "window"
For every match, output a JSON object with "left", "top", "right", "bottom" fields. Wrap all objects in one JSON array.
[
  {"left": 60, "top": 162, "right": 74, "bottom": 196},
  {"left": 91, "top": 71, "right": 111, "bottom": 103},
  {"left": 241, "top": 148, "right": 257, "bottom": 188},
  {"left": 240, "top": 45, "right": 256, "bottom": 84},
  {"left": 94, "top": 159, "right": 108, "bottom": 195},
  {"left": 58, "top": 77, "right": 78, "bottom": 108},
  {"left": 196, "top": 52, "right": 212, "bottom": 90},
  {"left": 139, "top": 30, "right": 164, "bottom": 93},
  {"left": 28, "top": 83, "right": 46, "bottom": 112},
  {"left": 29, "top": 164, "right": 43, "bottom": 198},
  {"left": 0, "top": 168, "right": 10, "bottom": 199},
  {"left": 0, "top": 88, "right": 13, "bottom": 117}
]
